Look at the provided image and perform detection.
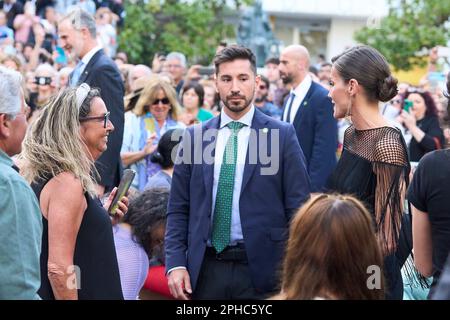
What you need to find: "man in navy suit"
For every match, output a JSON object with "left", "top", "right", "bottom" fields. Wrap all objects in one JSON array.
[
  {"left": 59, "top": 8, "right": 124, "bottom": 196},
  {"left": 165, "top": 45, "right": 311, "bottom": 300},
  {"left": 279, "top": 45, "right": 338, "bottom": 192}
]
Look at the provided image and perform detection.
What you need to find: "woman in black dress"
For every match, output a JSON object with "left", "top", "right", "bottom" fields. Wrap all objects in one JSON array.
[
  {"left": 327, "top": 46, "right": 409, "bottom": 299},
  {"left": 22, "top": 84, "right": 128, "bottom": 300}
]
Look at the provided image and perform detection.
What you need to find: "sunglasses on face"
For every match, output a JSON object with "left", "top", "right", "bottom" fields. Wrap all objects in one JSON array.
[
  {"left": 259, "top": 85, "right": 267, "bottom": 90},
  {"left": 79, "top": 111, "right": 110, "bottom": 128},
  {"left": 152, "top": 97, "right": 170, "bottom": 105}
]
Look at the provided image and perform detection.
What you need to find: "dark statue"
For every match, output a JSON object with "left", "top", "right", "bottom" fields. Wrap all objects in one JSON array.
[{"left": 237, "top": 0, "right": 281, "bottom": 67}]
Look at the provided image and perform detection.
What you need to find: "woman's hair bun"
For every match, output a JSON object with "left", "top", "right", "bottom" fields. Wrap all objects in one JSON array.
[
  {"left": 377, "top": 75, "right": 398, "bottom": 102},
  {"left": 150, "top": 152, "right": 164, "bottom": 165}
]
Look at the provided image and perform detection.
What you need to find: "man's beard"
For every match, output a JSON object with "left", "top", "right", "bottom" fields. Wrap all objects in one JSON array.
[
  {"left": 255, "top": 93, "right": 268, "bottom": 104},
  {"left": 280, "top": 73, "right": 293, "bottom": 85},
  {"left": 222, "top": 93, "right": 254, "bottom": 113}
]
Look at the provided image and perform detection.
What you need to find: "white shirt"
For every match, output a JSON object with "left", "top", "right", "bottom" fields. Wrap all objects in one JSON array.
[
  {"left": 283, "top": 74, "right": 312, "bottom": 123},
  {"left": 210, "top": 106, "right": 255, "bottom": 245},
  {"left": 77, "top": 45, "right": 103, "bottom": 76},
  {"left": 167, "top": 106, "right": 255, "bottom": 275}
]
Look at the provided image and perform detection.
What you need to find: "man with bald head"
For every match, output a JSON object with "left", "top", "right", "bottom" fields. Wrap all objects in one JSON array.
[{"left": 279, "top": 45, "right": 337, "bottom": 192}]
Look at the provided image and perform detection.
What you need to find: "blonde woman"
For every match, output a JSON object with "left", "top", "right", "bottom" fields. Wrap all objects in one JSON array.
[
  {"left": 120, "top": 77, "right": 184, "bottom": 190},
  {"left": 22, "top": 84, "right": 128, "bottom": 300}
]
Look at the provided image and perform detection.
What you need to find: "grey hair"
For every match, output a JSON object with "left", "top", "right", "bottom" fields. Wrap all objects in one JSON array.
[
  {"left": 61, "top": 8, "right": 96, "bottom": 38},
  {"left": 35, "top": 63, "right": 57, "bottom": 77},
  {"left": 166, "top": 52, "right": 187, "bottom": 68},
  {"left": 0, "top": 66, "right": 22, "bottom": 116}
]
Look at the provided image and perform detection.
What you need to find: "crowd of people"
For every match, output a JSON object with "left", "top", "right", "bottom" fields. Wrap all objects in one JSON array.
[{"left": 1, "top": 1, "right": 450, "bottom": 301}]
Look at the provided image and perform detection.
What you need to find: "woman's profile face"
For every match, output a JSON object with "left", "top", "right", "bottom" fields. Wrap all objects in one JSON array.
[
  {"left": 328, "top": 67, "right": 350, "bottom": 119},
  {"left": 80, "top": 97, "right": 114, "bottom": 160}
]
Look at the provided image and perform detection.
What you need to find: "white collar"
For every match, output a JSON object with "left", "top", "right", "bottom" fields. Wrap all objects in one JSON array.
[
  {"left": 80, "top": 45, "right": 103, "bottom": 66},
  {"left": 291, "top": 74, "right": 312, "bottom": 96},
  {"left": 220, "top": 105, "right": 255, "bottom": 129}
]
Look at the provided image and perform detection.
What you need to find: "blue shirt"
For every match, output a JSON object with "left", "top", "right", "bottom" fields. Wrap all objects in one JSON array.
[{"left": 0, "top": 149, "right": 42, "bottom": 299}]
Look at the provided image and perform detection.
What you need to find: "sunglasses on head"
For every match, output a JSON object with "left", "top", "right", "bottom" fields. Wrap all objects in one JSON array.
[
  {"left": 152, "top": 97, "right": 170, "bottom": 105},
  {"left": 79, "top": 111, "right": 110, "bottom": 128}
]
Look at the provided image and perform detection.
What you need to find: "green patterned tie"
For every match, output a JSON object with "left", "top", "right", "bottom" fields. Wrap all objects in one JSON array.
[{"left": 211, "top": 121, "right": 246, "bottom": 253}]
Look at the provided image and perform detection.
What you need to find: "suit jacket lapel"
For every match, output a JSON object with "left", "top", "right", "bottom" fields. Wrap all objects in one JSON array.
[
  {"left": 292, "top": 82, "right": 315, "bottom": 125},
  {"left": 77, "top": 49, "right": 104, "bottom": 84},
  {"left": 202, "top": 116, "right": 220, "bottom": 199},
  {"left": 241, "top": 109, "right": 268, "bottom": 194}
]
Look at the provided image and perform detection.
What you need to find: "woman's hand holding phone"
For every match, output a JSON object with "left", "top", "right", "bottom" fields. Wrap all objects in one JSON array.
[{"left": 104, "top": 187, "right": 129, "bottom": 224}]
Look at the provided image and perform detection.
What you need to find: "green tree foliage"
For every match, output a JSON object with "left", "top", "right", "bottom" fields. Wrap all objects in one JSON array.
[
  {"left": 118, "top": 0, "right": 253, "bottom": 66},
  {"left": 355, "top": 0, "right": 450, "bottom": 71}
]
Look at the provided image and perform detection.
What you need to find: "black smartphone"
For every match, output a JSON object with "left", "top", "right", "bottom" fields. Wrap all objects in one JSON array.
[
  {"left": 108, "top": 169, "right": 136, "bottom": 216},
  {"left": 198, "top": 66, "right": 215, "bottom": 76}
]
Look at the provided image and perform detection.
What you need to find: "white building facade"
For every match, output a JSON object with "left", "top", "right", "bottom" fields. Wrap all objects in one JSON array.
[{"left": 261, "top": 0, "right": 388, "bottom": 63}]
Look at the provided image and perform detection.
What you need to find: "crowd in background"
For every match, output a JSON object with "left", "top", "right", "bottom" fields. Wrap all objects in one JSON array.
[{"left": 1, "top": 0, "right": 450, "bottom": 301}]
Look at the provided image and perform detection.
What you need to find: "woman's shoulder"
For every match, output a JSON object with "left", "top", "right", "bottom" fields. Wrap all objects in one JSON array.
[
  {"left": 44, "top": 172, "right": 85, "bottom": 197},
  {"left": 373, "top": 126, "right": 408, "bottom": 166}
]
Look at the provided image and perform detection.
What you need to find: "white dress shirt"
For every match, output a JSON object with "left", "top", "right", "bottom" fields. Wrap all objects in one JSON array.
[
  {"left": 77, "top": 45, "right": 103, "bottom": 77},
  {"left": 167, "top": 106, "right": 255, "bottom": 274},
  {"left": 209, "top": 106, "right": 255, "bottom": 246},
  {"left": 283, "top": 74, "right": 312, "bottom": 123}
]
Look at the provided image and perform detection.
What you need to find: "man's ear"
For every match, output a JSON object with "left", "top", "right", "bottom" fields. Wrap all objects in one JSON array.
[
  {"left": 0, "top": 114, "right": 12, "bottom": 139},
  {"left": 81, "top": 26, "right": 92, "bottom": 40}
]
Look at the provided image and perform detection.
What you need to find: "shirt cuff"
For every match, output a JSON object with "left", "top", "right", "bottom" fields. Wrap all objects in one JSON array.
[{"left": 166, "top": 266, "right": 187, "bottom": 276}]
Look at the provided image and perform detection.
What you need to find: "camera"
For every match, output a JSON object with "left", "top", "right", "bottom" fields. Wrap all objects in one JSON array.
[
  {"left": 198, "top": 66, "right": 215, "bottom": 76},
  {"left": 35, "top": 76, "right": 52, "bottom": 86}
]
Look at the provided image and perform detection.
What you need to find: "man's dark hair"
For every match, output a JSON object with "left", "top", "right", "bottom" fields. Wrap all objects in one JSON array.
[
  {"left": 259, "top": 75, "right": 270, "bottom": 88},
  {"left": 265, "top": 57, "right": 280, "bottom": 66},
  {"left": 321, "top": 62, "right": 332, "bottom": 68},
  {"left": 214, "top": 45, "right": 257, "bottom": 75}
]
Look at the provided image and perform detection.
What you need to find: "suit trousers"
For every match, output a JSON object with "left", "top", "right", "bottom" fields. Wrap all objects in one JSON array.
[{"left": 192, "top": 246, "right": 269, "bottom": 300}]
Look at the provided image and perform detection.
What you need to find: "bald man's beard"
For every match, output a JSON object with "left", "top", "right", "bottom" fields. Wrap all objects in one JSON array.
[{"left": 280, "top": 73, "right": 293, "bottom": 85}]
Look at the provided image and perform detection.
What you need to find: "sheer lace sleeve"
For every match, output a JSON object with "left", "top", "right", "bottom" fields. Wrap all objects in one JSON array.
[{"left": 372, "top": 129, "right": 410, "bottom": 254}]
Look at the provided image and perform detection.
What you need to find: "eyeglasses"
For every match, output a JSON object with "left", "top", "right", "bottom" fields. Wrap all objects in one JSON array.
[
  {"left": 167, "top": 64, "right": 182, "bottom": 69},
  {"left": 152, "top": 98, "right": 170, "bottom": 105},
  {"left": 79, "top": 111, "right": 110, "bottom": 128},
  {"left": 390, "top": 99, "right": 402, "bottom": 105}
]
